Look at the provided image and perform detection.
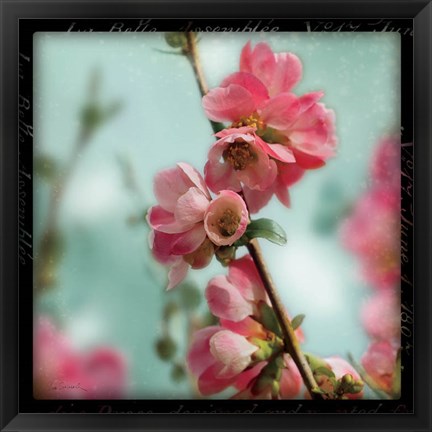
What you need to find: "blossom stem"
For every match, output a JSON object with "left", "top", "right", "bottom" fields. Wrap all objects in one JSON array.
[
  {"left": 184, "top": 33, "right": 224, "bottom": 134},
  {"left": 247, "top": 239, "right": 323, "bottom": 399}
]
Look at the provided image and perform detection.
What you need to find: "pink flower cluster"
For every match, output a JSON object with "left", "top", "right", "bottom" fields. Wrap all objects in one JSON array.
[
  {"left": 34, "top": 317, "right": 127, "bottom": 399},
  {"left": 187, "top": 255, "right": 362, "bottom": 399},
  {"left": 187, "top": 255, "right": 304, "bottom": 398},
  {"left": 341, "top": 136, "right": 401, "bottom": 396},
  {"left": 148, "top": 42, "right": 337, "bottom": 288},
  {"left": 203, "top": 42, "right": 337, "bottom": 213}
]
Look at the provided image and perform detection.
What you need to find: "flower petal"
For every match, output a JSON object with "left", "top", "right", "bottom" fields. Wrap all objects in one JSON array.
[
  {"left": 171, "top": 224, "right": 207, "bottom": 255},
  {"left": 260, "top": 93, "right": 300, "bottom": 130},
  {"left": 202, "top": 84, "right": 256, "bottom": 122},
  {"left": 209, "top": 330, "right": 257, "bottom": 379},
  {"left": 221, "top": 72, "right": 269, "bottom": 107},
  {"left": 187, "top": 326, "right": 222, "bottom": 376},
  {"left": 206, "top": 275, "right": 254, "bottom": 321},
  {"left": 167, "top": 259, "right": 189, "bottom": 290},
  {"left": 174, "top": 187, "right": 210, "bottom": 225}
]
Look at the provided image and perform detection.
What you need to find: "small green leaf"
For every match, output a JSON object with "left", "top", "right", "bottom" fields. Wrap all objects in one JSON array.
[
  {"left": 245, "top": 218, "right": 287, "bottom": 246},
  {"left": 257, "top": 301, "right": 283, "bottom": 338},
  {"left": 314, "top": 366, "right": 335, "bottom": 379},
  {"left": 304, "top": 353, "right": 330, "bottom": 372},
  {"left": 291, "top": 314, "right": 305, "bottom": 330}
]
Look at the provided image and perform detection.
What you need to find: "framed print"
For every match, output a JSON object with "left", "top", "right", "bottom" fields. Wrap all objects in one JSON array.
[{"left": 1, "top": 1, "right": 431, "bottom": 431}]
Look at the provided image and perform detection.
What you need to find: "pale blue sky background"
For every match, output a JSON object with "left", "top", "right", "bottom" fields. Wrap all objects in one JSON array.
[{"left": 33, "top": 31, "right": 400, "bottom": 399}]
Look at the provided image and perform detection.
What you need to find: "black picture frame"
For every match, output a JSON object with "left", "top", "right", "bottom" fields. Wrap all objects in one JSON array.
[{"left": 1, "top": 0, "right": 431, "bottom": 431}]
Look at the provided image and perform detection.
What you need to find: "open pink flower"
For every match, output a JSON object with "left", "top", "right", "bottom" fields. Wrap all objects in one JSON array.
[
  {"left": 361, "top": 341, "right": 398, "bottom": 395},
  {"left": 204, "top": 190, "right": 249, "bottom": 246},
  {"left": 33, "top": 317, "right": 127, "bottom": 399},
  {"left": 361, "top": 290, "right": 400, "bottom": 341},
  {"left": 148, "top": 163, "right": 249, "bottom": 288},
  {"left": 205, "top": 126, "right": 277, "bottom": 193}
]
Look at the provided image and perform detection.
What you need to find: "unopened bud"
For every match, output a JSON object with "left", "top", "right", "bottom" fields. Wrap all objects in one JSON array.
[
  {"left": 155, "top": 336, "right": 177, "bottom": 361},
  {"left": 164, "top": 32, "right": 188, "bottom": 49}
]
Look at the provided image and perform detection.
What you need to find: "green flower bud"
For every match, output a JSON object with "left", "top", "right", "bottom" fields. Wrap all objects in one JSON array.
[
  {"left": 171, "top": 363, "right": 186, "bottom": 382},
  {"left": 215, "top": 246, "right": 236, "bottom": 266},
  {"left": 164, "top": 32, "right": 188, "bottom": 49},
  {"left": 155, "top": 336, "right": 177, "bottom": 361}
]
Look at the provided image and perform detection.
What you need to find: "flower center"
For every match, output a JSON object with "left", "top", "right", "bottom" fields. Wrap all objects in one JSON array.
[
  {"left": 217, "top": 209, "right": 240, "bottom": 237},
  {"left": 231, "top": 112, "right": 265, "bottom": 133},
  {"left": 223, "top": 140, "right": 256, "bottom": 171}
]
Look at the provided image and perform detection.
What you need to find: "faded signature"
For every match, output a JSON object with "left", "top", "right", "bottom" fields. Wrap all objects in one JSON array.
[{"left": 51, "top": 381, "right": 88, "bottom": 392}]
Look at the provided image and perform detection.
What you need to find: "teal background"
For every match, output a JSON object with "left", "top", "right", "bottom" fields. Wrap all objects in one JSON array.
[{"left": 34, "top": 32, "right": 401, "bottom": 398}]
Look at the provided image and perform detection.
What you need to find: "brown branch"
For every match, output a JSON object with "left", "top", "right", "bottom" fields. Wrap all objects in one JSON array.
[{"left": 247, "top": 239, "right": 322, "bottom": 399}]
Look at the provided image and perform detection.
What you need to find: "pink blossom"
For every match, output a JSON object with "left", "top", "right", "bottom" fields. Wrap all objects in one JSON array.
[
  {"left": 370, "top": 135, "right": 401, "bottom": 191},
  {"left": 148, "top": 163, "right": 249, "bottom": 288},
  {"left": 205, "top": 126, "right": 277, "bottom": 193},
  {"left": 204, "top": 190, "right": 249, "bottom": 246},
  {"left": 361, "top": 290, "right": 400, "bottom": 341},
  {"left": 187, "top": 324, "right": 260, "bottom": 396},
  {"left": 33, "top": 317, "right": 127, "bottom": 399},
  {"left": 202, "top": 42, "right": 337, "bottom": 212},
  {"left": 189, "top": 255, "right": 305, "bottom": 398},
  {"left": 341, "top": 187, "right": 400, "bottom": 290},
  {"left": 361, "top": 341, "right": 398, "bottom": 394},
  {"left": 205, "top": 254, "right": 269, "bottom": 322}
]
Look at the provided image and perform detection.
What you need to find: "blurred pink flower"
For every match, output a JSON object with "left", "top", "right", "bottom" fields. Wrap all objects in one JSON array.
[
  {"left": 204, "top": 126, "right": 277, "bottom": 193},
  {"left": 341, "top": 187, "right": 400, "bottom": 290},
  {"left": 361, "top": 290, "right": 400, "bottom": 341},
  {"left": 370, "top": 135, "right": 401, "bottom": 191},
  {"left": 33, "top": 317, "right": 127, "bottom": 399},
  {"left": 148, "top": 163, "right": 249, "bottom": 289},
  {"left": 202, "top": 42, "right": 337, "bottom": 212},
  {"left": 361, "top": 341, "right": 398, "bottom": 394}
]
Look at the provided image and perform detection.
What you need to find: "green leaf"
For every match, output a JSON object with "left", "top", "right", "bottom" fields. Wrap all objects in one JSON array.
[
  {"left": 304, "top": 353, "right": 330, "bottom": 371},
  {"left": 291, "top": 314, "right": 305, "bottom": 330},
  {"left": 257, "top": 301, "right": 283, "bottom": 338},
  {"left": 314, "top": 366, "right": 335, "bottom": 379},
  {"left": 245, "top": 218, "right": 287, "bottom": 246}
]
